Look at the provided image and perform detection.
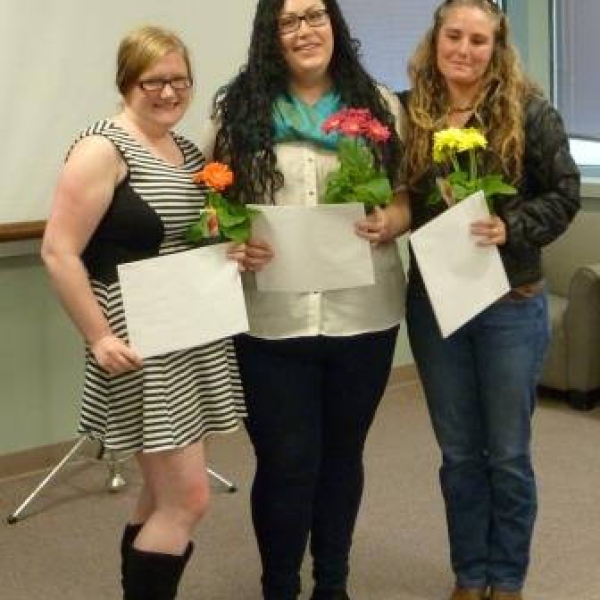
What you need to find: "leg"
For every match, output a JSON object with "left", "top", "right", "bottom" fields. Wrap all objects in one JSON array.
[
  {"left": 134, "top": 442, "right": 209, "bottom": 553},
  {"left": 123, "top": 441, "right": 209, "bottom": 600},
  {"left": 475, "top": 294, "right": 549, "bottom": 591},
  {"left": 235, "top": 334, "right": 324, "bottom": 600},
  {"left": 310, "top": 327, "right": 398, "bottom": 595},
  {"left": 407, "top": 291, "right": 490, "bottom": 590}
]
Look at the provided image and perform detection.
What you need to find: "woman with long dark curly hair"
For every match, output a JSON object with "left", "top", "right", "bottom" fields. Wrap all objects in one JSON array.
[
  {"left": 200, "top": 1, "right": 410, "bottom": 599},
  {"left": 400, "top": 1, "right": 580, "bottom": 599}
]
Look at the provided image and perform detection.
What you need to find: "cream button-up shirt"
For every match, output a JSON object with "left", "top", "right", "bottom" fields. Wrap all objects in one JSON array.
[{"left": 199, "top": 86, "right": 407, "bottom": 340}]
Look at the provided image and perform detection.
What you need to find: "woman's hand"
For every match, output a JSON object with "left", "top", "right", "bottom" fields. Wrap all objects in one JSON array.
[
  {"left": 355, "top": 192, "right": 410, "bottom": 246},
  {"left": 227, "top": 243, "right": 247, "bottom": 271},
  {"left": 355, "top": 206, "right": 394, "bottom": 246},
  {"left": 470, "top": 216, "right": 507, "bottom": 246},
  {"left": 91, "top": 335, "right": 143, "bottom": 375},
  {"left": 243, "top": 238, "right": 274, "bottom": 272}
]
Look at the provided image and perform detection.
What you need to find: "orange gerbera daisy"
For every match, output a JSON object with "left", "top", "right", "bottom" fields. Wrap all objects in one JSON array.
[{"left": 192, "top": 162, "right": 234, "bottom": 191}]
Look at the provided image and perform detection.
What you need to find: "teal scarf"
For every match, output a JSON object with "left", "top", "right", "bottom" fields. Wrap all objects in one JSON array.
[{"left": 272, "top": 91, "right": 342, "bottom": 150}]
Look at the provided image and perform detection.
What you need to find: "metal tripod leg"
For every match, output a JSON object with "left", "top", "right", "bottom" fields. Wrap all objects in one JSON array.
[
  {"left": 6, "top": 436, "right": 89, "bottom": 524},
  {"left": 97, "top": 445, "right": 129, "bottom": 493},
  {"left": 6, "top": 435, "right": 128, "bottom": 524},
  {"left": 207, "top": 467, "right": 237, "bottom": 493}
]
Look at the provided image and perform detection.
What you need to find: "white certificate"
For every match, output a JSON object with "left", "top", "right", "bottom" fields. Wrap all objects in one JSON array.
[
  {"left": 117, "top": 244, "right": 248, "bottom": 359},
  {"left": 249, "top": 203, "right": 375, "bottom": 292},
  {"left": 409, "top": 190, "right": 510, "bottom": 338}
]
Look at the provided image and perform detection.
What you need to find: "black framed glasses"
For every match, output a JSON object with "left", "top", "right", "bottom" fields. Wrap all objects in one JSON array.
[
  {"left": 278, "top": 8, "right": 329, "bottom": 35},
  {"left": 138, "top": 77, "right": 193, "bottom": 93}
]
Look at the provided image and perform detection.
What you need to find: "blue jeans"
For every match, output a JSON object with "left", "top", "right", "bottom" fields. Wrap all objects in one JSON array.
[
  {"left": 407, "top": 288, "right": 549, "bottom": 591},
  {"left": 235, "top": 328, "right": 398, "bottom": 600}
]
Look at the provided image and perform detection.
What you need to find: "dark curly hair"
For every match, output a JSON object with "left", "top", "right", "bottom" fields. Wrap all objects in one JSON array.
[{"left": 212, "top": 0, "right": 403, "bottom": 204}]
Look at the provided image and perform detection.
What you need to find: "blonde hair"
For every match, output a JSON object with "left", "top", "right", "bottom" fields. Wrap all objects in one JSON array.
[
  {"left": 116, "top": 25, "right": 192, "bottom": 94},
  {"left": 405, "top": 0, "right": 540, "bottom": 186}
]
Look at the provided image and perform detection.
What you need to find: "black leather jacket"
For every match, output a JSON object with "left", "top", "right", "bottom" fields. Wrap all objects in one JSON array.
[{"left": 401, "top": 93, "right": 581, "bottom": 291}]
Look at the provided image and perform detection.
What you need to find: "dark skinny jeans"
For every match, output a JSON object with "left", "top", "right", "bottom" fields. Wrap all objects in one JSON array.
[{"left": 235, "top": 327, "right": 398, "bottom": 600}]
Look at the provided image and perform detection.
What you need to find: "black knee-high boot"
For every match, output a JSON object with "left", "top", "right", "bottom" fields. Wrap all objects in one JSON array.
[
  {"left": 120, "top": 524, "right": 144, "bottom": 592},
  {"left": 123, "top": 542, "right": 194, "bottom": 600}
]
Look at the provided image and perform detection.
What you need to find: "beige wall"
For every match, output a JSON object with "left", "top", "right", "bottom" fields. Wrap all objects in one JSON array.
[{"left": 0, "top": 255, "right": 82, "bottom": 455}]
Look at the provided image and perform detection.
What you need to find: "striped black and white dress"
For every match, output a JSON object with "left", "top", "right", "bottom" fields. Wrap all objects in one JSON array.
[{"left": 76, "top": 119, "right": 245, "bottom": 453}]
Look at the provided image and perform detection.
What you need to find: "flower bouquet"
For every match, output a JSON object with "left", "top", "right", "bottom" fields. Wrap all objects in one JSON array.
[
  {"left": 185, "top": 162, "right": 259, "bottom": 244},
  {"left": 430, "top": 127, "right": 516, "bottom": 209},
  {"left": 321, "top": 108, "right": 393, "bottom": 208}
]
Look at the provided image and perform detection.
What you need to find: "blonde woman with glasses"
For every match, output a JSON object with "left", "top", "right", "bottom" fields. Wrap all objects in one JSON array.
[{"left": 42, "top": 26, "right": 246, "bottom": 600}]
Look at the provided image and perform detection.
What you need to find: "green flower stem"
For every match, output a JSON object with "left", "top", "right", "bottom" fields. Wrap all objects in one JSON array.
[
  {"left": 450, "top": 153, "right": 460, "bottom": 174},
  {"left": 469, "top": 149, "right": 478, "bottom": 181}
]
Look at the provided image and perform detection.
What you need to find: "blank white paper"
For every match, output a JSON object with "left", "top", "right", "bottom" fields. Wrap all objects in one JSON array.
[
  {"left": 409, "top": 191, "right": 510, "bottom": 337},
  {"left": 117, "top": 244, "right": 248, "bottom": 358},
  {"left": 249, "top": 203, "right": 375, "bottom": 293}
]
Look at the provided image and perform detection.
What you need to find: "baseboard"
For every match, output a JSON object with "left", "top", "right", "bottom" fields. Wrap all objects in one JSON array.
[{"left": 0, "top": 438, "right": 95, "bottom": 482}]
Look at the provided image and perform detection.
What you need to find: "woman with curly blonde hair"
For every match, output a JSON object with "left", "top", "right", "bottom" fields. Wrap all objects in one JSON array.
[
  {"left": 405, "top": 0, "right": 538, "bottom": 186},
  {"left": 399, "top": 1, "right": 580, "bottom": 599}
]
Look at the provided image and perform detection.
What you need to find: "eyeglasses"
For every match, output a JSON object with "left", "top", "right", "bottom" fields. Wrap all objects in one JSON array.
[
  {"left": 278, "top": 8, "right": 329, "bottom": 35},
  {"left": 138, "top": 77, "right": 193, "bottom": 93}
]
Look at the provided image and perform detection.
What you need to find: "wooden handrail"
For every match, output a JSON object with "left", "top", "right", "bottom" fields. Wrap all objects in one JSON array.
[{"left": 0, "top": 221, "right": 46, "bottom": 242}]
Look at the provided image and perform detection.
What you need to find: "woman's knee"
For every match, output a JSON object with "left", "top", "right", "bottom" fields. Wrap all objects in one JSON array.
[
  {"left": 255, "top": 427, "right": 319, "bottom": 468},
  {"left": 180, "top": 479, "right": 210, "bottom": 522},
  {"left": 154, "top": 475, "right": 210, "bottom": 526}
]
